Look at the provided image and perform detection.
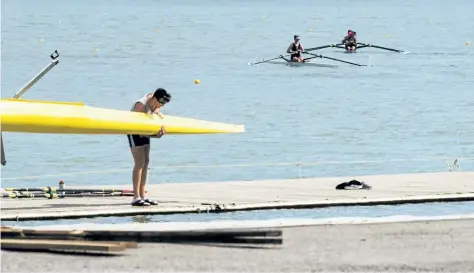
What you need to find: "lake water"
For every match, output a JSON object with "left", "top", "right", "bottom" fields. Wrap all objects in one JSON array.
[{"left": 1, "top": 0, "right": 473, "bottom": 190}]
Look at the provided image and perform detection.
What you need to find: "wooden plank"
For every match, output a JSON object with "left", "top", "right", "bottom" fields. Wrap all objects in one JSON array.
[
  {"left": 82, "top": 229, "right": 283, "bottom": 244},
  {"left": 1, "top": 226, "right": 283, "bottom": 245},
  {"left": 0, "top": 239, "right": 129, "bottom": 252}
]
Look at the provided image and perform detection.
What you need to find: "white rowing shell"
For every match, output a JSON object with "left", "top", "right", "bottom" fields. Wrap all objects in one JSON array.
[{"left": 266, "top": 60, "right": 338, "bottom": 68}]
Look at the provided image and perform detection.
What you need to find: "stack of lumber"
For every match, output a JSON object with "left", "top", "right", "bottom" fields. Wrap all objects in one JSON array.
[{"left": 0, "top": 226, "right": 283, "bottom": 255}]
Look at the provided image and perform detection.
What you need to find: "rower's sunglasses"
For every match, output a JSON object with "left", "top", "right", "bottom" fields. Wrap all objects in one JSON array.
[{"left": 157, "top": 97, "right": 170, "bottom": 106}]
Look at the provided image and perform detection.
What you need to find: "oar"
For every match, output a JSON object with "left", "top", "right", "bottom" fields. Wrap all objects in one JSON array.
[
  {"left": 248, "top": 54, "right": 291, "bottom": 65},
  {"left": 1, "top": 192, "right": 61, "bottom": 199},
  {"left": 305, "top": 43, "right": 344, "bottom": 52},
  {"left": 1, "top": 191, "right": 131, "bottom": 199},
  {"left": 3, "top": 187, "right": 134, "bottom": 194},
  {"left": 303, "top": 52, "right": 367, "bottom": 66},
  {"left": 357, "top": 43, "right": 406, "bottom": 53}
]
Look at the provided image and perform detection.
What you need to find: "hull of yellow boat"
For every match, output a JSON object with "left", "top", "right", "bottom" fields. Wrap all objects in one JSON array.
[{"left": 0, "top": 99, "right": 245, "bottom": 135}]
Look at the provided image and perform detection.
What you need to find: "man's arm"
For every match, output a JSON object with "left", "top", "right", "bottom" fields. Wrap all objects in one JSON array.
[
  {"left": 148, "top": 125, "right": 166, "bottom": 138},
  {"left": 131, "top": 102, "right": 164, "bottom": 137},
  {"left": 132, "top": 102, "right": 145, "bottom": 113}
]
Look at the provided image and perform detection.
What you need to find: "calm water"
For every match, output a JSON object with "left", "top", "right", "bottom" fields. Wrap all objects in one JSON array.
[
  {"left": 1, "top": 0, "right": 474, "bottom": 189},
  {"left": 4, "top": 201, "right": 474, "bottom": 227}
]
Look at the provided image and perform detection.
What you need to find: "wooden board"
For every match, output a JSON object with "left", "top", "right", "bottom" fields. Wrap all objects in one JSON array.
[
  {"left": 0, "top": 239, "right": 130, "bottom": 252},
  {"left": 1, "top": 226, "right": 283, "bottom": 245}
]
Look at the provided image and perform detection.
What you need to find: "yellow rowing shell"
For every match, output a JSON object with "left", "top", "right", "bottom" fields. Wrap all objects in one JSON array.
[{"left": 0, "top": 99, "right": 245, "bottom": 135}]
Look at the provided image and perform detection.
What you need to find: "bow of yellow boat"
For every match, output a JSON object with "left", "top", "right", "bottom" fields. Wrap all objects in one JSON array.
[{"left": 0, "top": 99, "right": 245, "bottom": 135}]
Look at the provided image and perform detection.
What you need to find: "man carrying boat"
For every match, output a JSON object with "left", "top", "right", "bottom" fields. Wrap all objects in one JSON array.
[
  {"left": 286, "top": 35, "right": 305, "bottom": 62},
  {"left": 342, "top": 30, "right": 357, "bottom": 52},
  {"left": 127, "top": 88, "right": 171, "bottom": 206}
]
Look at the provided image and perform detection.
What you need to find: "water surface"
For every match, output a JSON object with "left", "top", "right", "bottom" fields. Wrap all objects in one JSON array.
[{"left": 1, "top": 0, "right": 473, "bottom": 188}]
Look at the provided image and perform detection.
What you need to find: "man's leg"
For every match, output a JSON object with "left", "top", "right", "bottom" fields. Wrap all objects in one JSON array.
[
  {"left": 131, "top": 146, "right": 146, "bottom": 201},
  {"left": 137, "top": 139, "right": 158, "bottom": 205},
  {"left": 139, "top": 144, "right": 150, "bottom": 199}
]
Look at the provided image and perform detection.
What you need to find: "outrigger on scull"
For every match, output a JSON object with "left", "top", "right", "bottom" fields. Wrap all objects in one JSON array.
[
  {"left": 248, "top": 52, "right": 367, "bottom": 67},
  {"left": 305, "top": 30, "right": 408, "bottom": 54}
]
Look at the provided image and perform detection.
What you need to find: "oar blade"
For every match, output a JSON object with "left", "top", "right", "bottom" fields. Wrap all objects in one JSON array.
[{"left": 358, "top": 43, "right": 407, "bottom": 53}]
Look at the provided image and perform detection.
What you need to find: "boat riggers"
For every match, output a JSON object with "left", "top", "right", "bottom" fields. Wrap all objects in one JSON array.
[
  {"left": 305, "top": 42, "right": 407, "bottom": 54},
  {"left": 248, "top": 51, "right": 366, "bottom": 67}
]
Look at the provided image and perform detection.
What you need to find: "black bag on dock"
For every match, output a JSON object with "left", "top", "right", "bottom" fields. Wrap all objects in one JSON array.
[{"left": 335, "top": 179, "right": 372, "bottom": 190}]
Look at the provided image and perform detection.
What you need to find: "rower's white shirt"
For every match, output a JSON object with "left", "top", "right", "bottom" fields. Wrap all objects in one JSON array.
[{"left": 131, "top": 93, "right": 152, "bottom": 113}]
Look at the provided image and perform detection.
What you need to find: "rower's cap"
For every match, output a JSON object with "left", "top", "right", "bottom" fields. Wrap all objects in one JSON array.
[{"left": 153, "top": 88, "right": 171, "bottom": 104}]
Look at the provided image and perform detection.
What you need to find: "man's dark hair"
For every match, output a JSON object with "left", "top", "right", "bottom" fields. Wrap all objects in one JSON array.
[{"left": 153, "top": 88, "right": 171, "bottom": 104}]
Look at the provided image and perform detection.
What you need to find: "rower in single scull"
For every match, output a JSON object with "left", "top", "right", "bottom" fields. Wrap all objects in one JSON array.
[
  {"left": 286, "top": 35, "right": 305, "bottom": 62},
  {"left": 342, "top": 30, "right": 357, "bottom": 52}
]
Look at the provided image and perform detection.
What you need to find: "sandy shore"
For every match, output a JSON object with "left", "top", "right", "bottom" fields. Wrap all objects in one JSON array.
[{"left": 2, "top": 218, "right": 474, "bottom": 272}]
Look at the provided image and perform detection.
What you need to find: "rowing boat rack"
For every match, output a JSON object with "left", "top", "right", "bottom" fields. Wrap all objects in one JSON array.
[{"left": 1, "top": 50, "right": 60, "bottom": 167}]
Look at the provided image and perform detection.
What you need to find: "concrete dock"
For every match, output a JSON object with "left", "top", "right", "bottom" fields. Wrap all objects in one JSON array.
[{"left": 1, "top": 171, "right": 474, "bottom": 221}]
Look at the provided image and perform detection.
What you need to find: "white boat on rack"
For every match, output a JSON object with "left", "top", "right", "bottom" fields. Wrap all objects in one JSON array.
[{"left": 265, "top": 60, "right": 338, "bottom": 68}]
